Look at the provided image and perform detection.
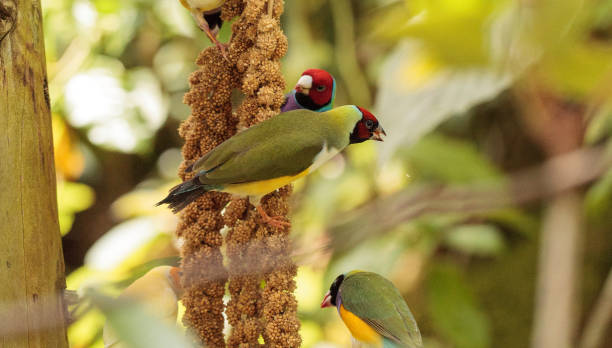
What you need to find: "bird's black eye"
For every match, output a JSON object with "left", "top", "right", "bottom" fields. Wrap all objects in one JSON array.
[
  {"left": 365, "top": 119, "right": 374, "bottom": 129},
  {"left": 316, "top": 85, "right": 326, "bottom": 92}
]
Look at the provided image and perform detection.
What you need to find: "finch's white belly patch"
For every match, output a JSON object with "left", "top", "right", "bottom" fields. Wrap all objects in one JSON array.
[{"left": 310, "top": 142, "right": 340, "bottom": 171}]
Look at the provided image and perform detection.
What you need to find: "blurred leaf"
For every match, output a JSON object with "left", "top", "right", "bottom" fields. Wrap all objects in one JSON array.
[
  {"left": 592, "top": 0, "right": 612, "bottom": 29},
  {"left": 585, "top": 102, "right": 612, "bottom": 145},
  {"left": 427, "top": 263, "right": 491, "bottom": 348},
  {"left": 481, "top": 209, "right": 538, "bottom": 237},
  {"left": 374, "top": 0, "right": 510, "bottom": 65},
  {"left": 327, "top": 231, "right": 409, "bottom": 283},
  {"left": 404, "top": 134, "right": 502, "bottom": 184},
  {"left": 584, "top": 168, "right": 612, "bottom": 220},
  {"left": 519, "top": 0, "right": 583, "bottom": 49},
  {"left": 518, "top": 0, "right": 612, "bottom": 97},
  {"left": 88, "top": 290, "right": 193, "bottom": 348},
  {"left": 92, "top": 0, "right": 120, "bottom": 14},
  {"left": 444, "top": 224, "right": 505, "bottom": 257},
  {"left": 67, "top": 265, "right": 101, "bottom": 292},
  {"left": 113, "top": 256, "right": 181, "bottom": 289},
  {"left": 57, "top": 180, "right": 95, "bottom": 236},
  {"left": 66, "top": 257, "right": 180, "bottom": 347},
  {"left": 295, "top": 267, "right": 325, "bottom": 312},
  {"left": 153, "top": 40, "right": 198, "bottom": 92},
  {"left": 112, "top": 182, "right": 180, "bottom": 219},
  {"left": 103, "top": 8, "right": 139, "bottom": 56},
  {"left": 400, "top": 1, "right": 501, "bottom": 65},
  {"left": 376, "top": 41, "right": 512, "bottom": 162},
  {"left": 52, "top": 114, "right": 85, "bottom": 179},
  {"left": 536, "top": 42, "right": 612, "bottom": 98},
  {"left": 84, "top": 218, "right": 175, "bottom": 271},
  {"left": 294, "top": 165, "right": 373, "bottom": 230},
  {"left": 67, "top": 307, "right": 105, "bottom": 348},
  {"left": 299, "top": 321, "right": 324, "bottom": 348},
  {"left": 283, "top": 0, "right": 333, "bottom": 85},
  {"left": 64, "top": 64, "right": 167, "bottom": 154},
  {"left": 154, "top": 1, "right": 197, "bottom": 37}
]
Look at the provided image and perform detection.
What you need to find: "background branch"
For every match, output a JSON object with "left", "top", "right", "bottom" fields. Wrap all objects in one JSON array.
[{"left": 328, "top": 145, "right": 610, "bottom": 253}]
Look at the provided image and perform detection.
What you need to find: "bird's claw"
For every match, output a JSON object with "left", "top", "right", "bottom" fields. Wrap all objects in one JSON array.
[
  {"left": 265, "top": 216, "right": 291, "bottom": 229},
  {"left": 194, "top": 13, "right": 230, "bottom": 62},
  {"left": 215, "top": 41, "right": 230, "bottom": 63},
  {"left": 204, "top": 30, "right": 229, "bottom": 62},
  {"left": 257, "top": 205, "right": 291, "bottom": 229}
]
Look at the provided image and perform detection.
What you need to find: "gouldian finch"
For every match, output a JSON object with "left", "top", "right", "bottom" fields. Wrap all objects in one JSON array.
[
  {"left": 103, "top": 266, "right": 183, "bottom": 348},
  {"left": 281, "top": 69, "right": 336, "bottom": 112},
  {"left": 179, "top": 0, "right": 227, "bottom": 58},
  {"left": 321, "top": 271, "right": 423, "bottom": 348},
  {"left": 157, "top": 105, "right": 386, "bottom": 228}
]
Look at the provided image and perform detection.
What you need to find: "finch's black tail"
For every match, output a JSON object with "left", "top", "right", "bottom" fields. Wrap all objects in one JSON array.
[{"left": 156, "top": 178, "right": 209, "bottom": 213}]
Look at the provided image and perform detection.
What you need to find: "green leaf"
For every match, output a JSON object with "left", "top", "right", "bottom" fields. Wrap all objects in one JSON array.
[
  {"left": 427, "top": 263, "right": 491, "bottom": 348},
  {"left": 112, "top": 256, "right": 181, "bottom": 289},
  {"left": 481, "top": 209, "right": 538, "bottom": 237},
  {"left": 376, "top": 41, "right": 513, "bottom": 163},
  {"left": 57, "top": 181, "right": 95, "bottom": 236},
  {"left": 372, "top": 0, "right": 510, "bottom": 65},
  {"left": 404, "top": 134, "right": 502, "bottom": 184},
  {"left": 88, "top": 290, "right": 193, "bottom": 348},
  {"left": 67, "top": 307, "right": 105, "bottom": 348},
  {"left": 585, "top": 102, "right": 612, "bottom": 145},
  {"left": 584, "top": 168, "right": 612, "bottom": 220},
  {"left": 327, "top": 231, "right": 408, "bottom": 282},
  {"left": 444, "top": 224, "right": 505, "bottom": 257},
  {"left": 92, "top": 0, "right": 121, "bottom": 14}
]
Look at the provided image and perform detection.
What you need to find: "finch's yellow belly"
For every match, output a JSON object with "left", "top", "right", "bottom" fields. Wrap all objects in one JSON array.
[
  {"left": 222, "top": 168, "right": 310, "bottom": 197},
  {"left": 339, "top": 304, "right": 382, "bottom": 346}
]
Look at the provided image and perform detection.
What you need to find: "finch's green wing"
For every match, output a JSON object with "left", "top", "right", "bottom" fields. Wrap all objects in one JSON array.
[
  {"left": 340, "top": 272, "right": 423, "bottom": 348},
  {"left": 190, "top": 110, "right": 334, "bottom": 185}
]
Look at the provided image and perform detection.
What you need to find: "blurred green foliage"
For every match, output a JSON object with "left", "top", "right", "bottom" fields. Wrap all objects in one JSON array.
[
  {"left": 43, "top": 0, "right": 612, "bottom": 347},
  {"left": 427, "top": 263, "right": 491, "bottom": 348},
  {"left": 88, "top": 289, "right": 193, "bottom": 348}
]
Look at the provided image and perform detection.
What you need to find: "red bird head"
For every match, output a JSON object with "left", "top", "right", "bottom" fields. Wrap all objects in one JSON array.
[
  {"left": 350, "top": 106, "right": 386, "bottom": 144},
  {"left": 295, "top": 68, "right": 335, "bottom": 110}
]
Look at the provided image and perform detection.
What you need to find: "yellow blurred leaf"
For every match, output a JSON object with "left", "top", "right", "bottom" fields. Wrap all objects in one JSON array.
[
  {"left": 57, "top": 180, "right": 95, "bottom": 235},
  {"left": 52, "top": 114, "right": 85, "bottom": 180}
]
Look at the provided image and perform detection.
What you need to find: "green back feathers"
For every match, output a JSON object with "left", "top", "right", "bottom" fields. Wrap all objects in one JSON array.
[
  {"left": 340, "top": 271, "right": 423, "bottom": 348},
  {"left": 190, "top": 106, "right": 362, "bottom": 185}
]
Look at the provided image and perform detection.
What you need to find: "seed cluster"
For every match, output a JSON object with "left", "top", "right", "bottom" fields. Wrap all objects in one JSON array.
[
  {"left": 224, "top": 0, "right": 299, "bottom": 347},
  {"left": 177, "top": 45, "right": 236, "bottom": 348},
  {"left": 177, "top": 0, "right": 299, "bottom": 347},
  {"left": 259, "top": 187, "right": 301, "bottom": 348}
]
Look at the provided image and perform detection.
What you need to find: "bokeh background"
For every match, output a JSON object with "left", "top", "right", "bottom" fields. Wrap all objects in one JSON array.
[{"left": 44, "top": 0, "right": 612, "bottom": 347}]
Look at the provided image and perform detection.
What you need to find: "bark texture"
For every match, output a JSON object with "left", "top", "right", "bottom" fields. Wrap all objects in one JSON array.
[{"left": 0, "top": 0, "right": 69, "bottom": 347}]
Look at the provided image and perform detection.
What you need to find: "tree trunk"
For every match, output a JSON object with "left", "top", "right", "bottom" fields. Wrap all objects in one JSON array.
[{"left": 0, "top": 0, "right": 69, "bottom": 347}]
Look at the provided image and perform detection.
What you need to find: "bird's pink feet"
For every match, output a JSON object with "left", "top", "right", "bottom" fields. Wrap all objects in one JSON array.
[
  {"left": 256, "top": 205, "right": 291, "bottom": 229},
  {"left": 192, "top": 12, "right": 229, "bottom": 62},
  {"left": 197, "top": 20, "right": 229, "bottom": 62}
]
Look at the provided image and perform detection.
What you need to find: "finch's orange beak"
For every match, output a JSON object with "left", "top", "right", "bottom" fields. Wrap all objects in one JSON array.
[
  {"left": 371, "top": 126, "right": 386, "bottom": 142},
  {"left": 321, "top": 291, "right": 332, "bottom": 308}
]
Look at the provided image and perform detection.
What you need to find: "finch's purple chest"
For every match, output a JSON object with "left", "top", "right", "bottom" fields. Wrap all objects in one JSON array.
[{"left": 281, "top": 92, "right": 301, "bottom": 112}]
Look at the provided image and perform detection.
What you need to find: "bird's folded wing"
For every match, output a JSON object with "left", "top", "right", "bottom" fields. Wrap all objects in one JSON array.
[
  {"left": 187, "top": 111, "right": 332, "bottom": 184},
  {"left": 341, "top": 277, "right": 422, "bottom": 348},
  {"left": 200, "top": 138, "right": 324, "bottom": 184}
]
